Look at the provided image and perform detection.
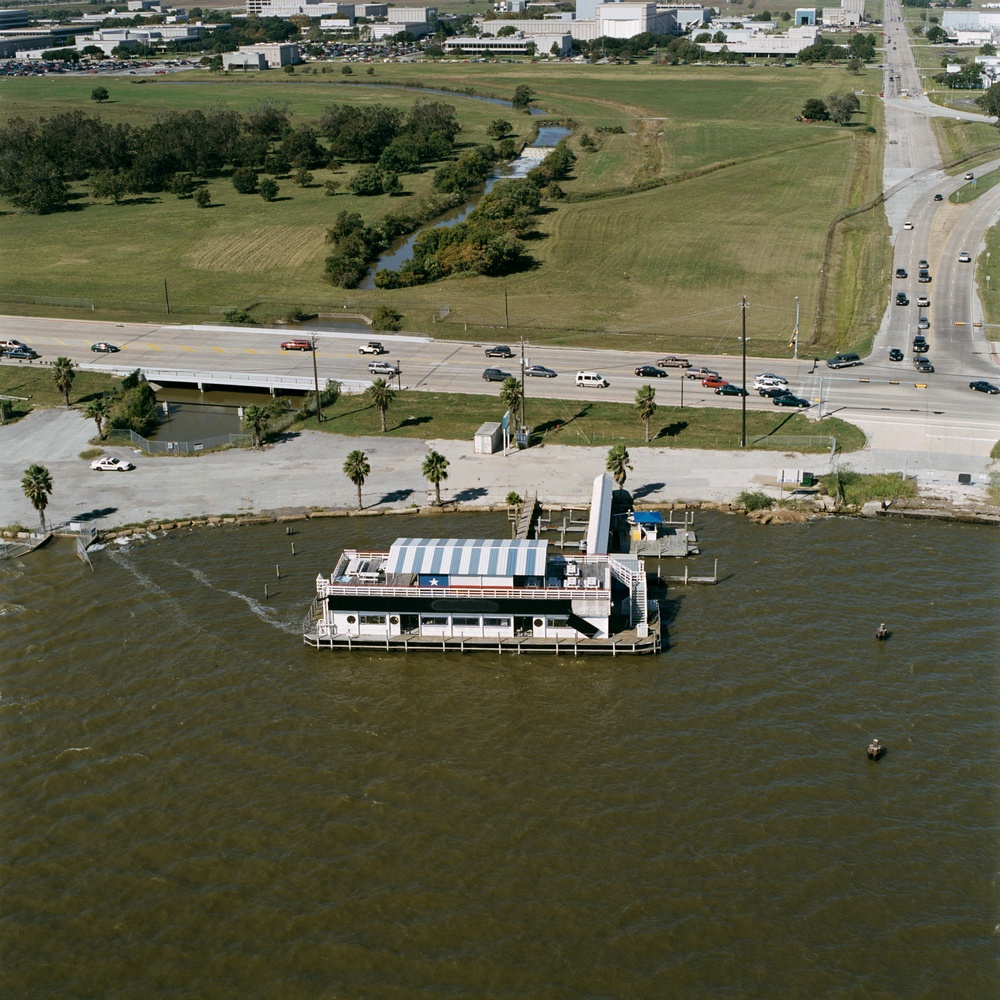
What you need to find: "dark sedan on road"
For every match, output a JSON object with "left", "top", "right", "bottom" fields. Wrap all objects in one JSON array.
[
  {"left": 91, "top": 342, "right": 120, "bottom": 353},
  {"left": 970, "top": 380, "right": 1000, "bottom": 394},
  {"left": 758, "top": 386, "right": 792, "bottom": 398},
  {"left": 715, "top": 384, "right": 748, "bottom": 396},
  {"left": 889, "top": 348, "right": 904, "bottom": 362},
  {"left": 484, "top": 345, "right": 513, "bottom": 358},
  {"left": 634, "top": 365, "right": 669, "bottom": 378},
  {"left": 895, "top": 267, "right": 907, "bottom": 279},
  {"left": 482, "top": 367, "right": 512, "bottom": 382},
  {"left": 2, "top": 346, "right": 39, "bottom": 360},
  {"left": 773, "top": 394, "right": 811, "bottom": 408},
  {"left": 895, "top": 292, "right": 908, "bottom": 306},
  {"left": 934, "top": 193, "right": 943, "bottom": 202},
  {"left": 524, "top": 365, "right": 557, "bottom": 378},
  {"left": 914, "top": 359, "right": 935, "bottom": 373}
]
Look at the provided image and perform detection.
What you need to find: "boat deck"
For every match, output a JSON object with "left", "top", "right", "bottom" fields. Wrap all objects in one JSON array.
[{"left": 304, "top": 624, "right": 661, "bottom": 656}]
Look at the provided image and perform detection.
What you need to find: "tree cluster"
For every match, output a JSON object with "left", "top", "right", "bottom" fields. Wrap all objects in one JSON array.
[
  {"left": 319, "top": 99, "right": 460, "bottom": 168},
  {"left": 801, "top": 94, "right": 861, "bottom": 126},
  {"left": 797, "top": 36, "right": 850, "bottom": 63},
  {"left": 935, "top": 61, "right": 982, "bottom": 89},
  {"left": 0, "top": 97, "right": 460, "bottom": 216},
  {"left": 371, "top": 141, "right": 576, "bottom": 289}
]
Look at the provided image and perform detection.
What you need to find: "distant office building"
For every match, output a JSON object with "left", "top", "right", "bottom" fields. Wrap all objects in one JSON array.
[
  {"left": 0, "top": 9, "right": 30, "bottom": 29},
  {"left": 444, "top": 31, "right": 570, "bottom": 55}
]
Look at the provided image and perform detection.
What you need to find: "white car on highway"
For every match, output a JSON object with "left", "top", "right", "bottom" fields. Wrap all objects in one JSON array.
[
  {"left": 958, "top": 251, "right": 972, "bottom": 263},
  {"left": 90, "top": 456, "right": 134, "bottom": 472}
]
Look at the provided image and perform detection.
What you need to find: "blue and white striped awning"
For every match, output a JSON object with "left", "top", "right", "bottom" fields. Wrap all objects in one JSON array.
[{"left": 387, "top": 538, "right": 549, "bottom": 577}]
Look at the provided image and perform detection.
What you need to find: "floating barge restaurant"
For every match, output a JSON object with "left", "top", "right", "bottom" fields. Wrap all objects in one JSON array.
[
  {"left": 304, "top": 538, "right": 657, "bottom": 654},
  {"left": 304, "top": 476, "right": 661, "bottom": 654}
]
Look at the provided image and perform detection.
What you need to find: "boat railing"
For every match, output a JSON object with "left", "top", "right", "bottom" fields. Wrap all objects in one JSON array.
[{"left": 315, "top": 581, "right": 609, "bottom": 601}]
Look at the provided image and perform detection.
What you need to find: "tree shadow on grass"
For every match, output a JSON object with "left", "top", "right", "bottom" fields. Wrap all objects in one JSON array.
[
  {"left": 533, "top": 404, "right": 591, "bottom": 440},
  {"left": 394, "top": 414, "right": 432, "bottom": 429},
  {"left": 654, "top": 420, "right": 688, "bottom": 440}
]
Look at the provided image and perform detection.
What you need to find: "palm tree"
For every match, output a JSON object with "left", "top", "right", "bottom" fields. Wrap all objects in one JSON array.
[
  {"left": 21, "top": 464, "right": 53, "bottom": 532},
  {"left": 422, "top": 449, "right": 449, "bottom": 505},
  {"left": 606, "top": 444, "right": 632, "bottom": 489},
  {"left": 343, "top": 449, "right": 370, "bottom": 510},
  {"left": 242, "top": 404, "right": 270, "bottom": 448},
  {"left": 635, "top": 385, "right": 657, "bottom": 443},
  {"left": 84, "top": 397, "right": 109, "bottom": 440},
  {"left": 499, "top": 376, "right": 523, "bottom": 428},
  {"left": 365, "top": 378, "right": 396, "bottom": 433},
  {"left": 51, "top": 356, "right": 76, "bottom": 407}
]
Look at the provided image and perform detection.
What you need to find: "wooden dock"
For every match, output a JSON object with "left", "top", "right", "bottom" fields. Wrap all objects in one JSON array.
[{"left": 512, "top": 491, "right": 539, "bottom": 541}]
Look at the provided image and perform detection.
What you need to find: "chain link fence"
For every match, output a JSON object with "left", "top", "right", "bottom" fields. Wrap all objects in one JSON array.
[{"left": 108, "top": 428, "right": 252, "bottom": 455}]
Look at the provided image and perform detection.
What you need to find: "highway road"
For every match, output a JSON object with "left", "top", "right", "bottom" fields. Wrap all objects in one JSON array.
[{"left": 1, "top": 313, "right": 996, "bottom": 459}]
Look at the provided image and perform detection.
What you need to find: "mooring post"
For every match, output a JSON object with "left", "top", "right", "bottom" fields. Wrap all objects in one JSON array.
[
  {"left": 291, "top": 542, "right": 296, "bottom": 556},
  {"left": 275, "top": 564, "right": 280, "bottom": 578},
  {"left": 714, "top": 558, "right": 718, "bottom": 582},
  {"left": 264, "top": 583, "right": 269, "bottom": 599},
  {"left": 685, "top": 565, "right": 689, "bottom": 585}
]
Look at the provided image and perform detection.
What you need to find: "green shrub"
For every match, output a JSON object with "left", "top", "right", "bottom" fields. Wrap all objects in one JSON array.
[
  {"left": 223, "top": 307, "right": 254, "bottom": 324},
  {"left": 738, "top": 490, "right": 775, "bottom": 511},
  {"left": 506, "top": 491, "right": 523, "bottom": 505},
  {"left": 372, "top": 306, "right": 402, "bottom": 331}
]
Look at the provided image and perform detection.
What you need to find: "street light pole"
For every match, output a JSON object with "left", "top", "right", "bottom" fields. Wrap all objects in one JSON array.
[{"left": 740, "top": 296, "right": 748, "bottom": 449}]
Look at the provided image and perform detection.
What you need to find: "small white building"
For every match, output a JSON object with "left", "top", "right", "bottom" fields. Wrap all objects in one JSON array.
[
  {"left": 956, "top": 29, "right": 993, "bottom": 47},
  {"left": 794, "top": 8, "right": 816, "bottom": 26}
]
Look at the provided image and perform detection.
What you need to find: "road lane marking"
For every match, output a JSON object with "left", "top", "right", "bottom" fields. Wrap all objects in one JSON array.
[
  {"left": 180, "top": 345, "right": 192, "bottom": 352},
  {"left": 146, "top": 344, "right": 161, "bottom": 351},
  {"left": 247, "top": 349, "right": 258, "bottom": 354},
  {"left": 213, "top": 347, "right": 224, "bottom": 353}
]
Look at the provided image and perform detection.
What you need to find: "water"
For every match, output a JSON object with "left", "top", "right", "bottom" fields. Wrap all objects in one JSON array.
[
  {"left": 360, "top": 125, "right": 572, "bottom": 288},
  {"left": 2, "top": 511, "right": 997, "bottom": 998},
  {"left": 149, "top": 397, "right": 243, "bottom": 442}
]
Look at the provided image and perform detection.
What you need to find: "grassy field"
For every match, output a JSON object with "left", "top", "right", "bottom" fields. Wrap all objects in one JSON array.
[
  {"left": 1, "top": 62, "right": 886, "bottom": 357},
  {"left": 0, "top": 364, "right": 117, "bottom": 421},
  {"left": 294, "top": 388, "right": 866, "bottom": 452}
]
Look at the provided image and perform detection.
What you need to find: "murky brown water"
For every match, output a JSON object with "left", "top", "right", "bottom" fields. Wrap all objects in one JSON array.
[{"left": 2, "top": 511, "right": 997, "bottom": 998}]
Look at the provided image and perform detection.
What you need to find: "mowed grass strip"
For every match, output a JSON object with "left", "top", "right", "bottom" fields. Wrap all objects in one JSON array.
[
  {"left": 0, "top": 365, "right": 118, "bottom": 419},
  {"left": 297, "top": 388, "right": 865, "bottom": 452}
]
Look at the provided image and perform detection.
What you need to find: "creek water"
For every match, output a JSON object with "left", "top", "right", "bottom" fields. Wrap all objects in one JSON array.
[
  {"left": 2, "top": 511, "right": 997, "bottom": 998},
  {"left": 359, "top": 125, "right": 572, "bottom": 288}
]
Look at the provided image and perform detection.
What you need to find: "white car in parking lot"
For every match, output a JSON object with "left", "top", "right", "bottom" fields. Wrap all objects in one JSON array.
[{"left": 90, "top": 456, "right": 134, "bottom": 472}]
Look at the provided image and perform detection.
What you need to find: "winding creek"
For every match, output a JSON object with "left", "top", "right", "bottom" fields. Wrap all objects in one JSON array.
[{"left": 360, "top": 124, "right": 571, "bottom": 287}]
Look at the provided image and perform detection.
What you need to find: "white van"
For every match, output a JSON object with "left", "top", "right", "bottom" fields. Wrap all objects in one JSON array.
[{"left": 575, "top": 371, "right": 609, "bottom": 388}]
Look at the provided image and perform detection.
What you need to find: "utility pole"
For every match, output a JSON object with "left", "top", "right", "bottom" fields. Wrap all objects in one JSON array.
[
  {"left": 792, "top": 296, "right": 799, "bottom": 360},
  {"left": 504, "top": 286, "right": 509, "bottom": 331},
  {"left": 163, "top": 278, "right": 170, "bottom": 315},
  {"left": 519, "top": 336, "right": 526, "bottom": 430},
  {"left": 741, "top": 296, "right": 748, "bottom": 450},
  {"left": 311, "top": 333, "right": 322, "bottom": 423}
]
